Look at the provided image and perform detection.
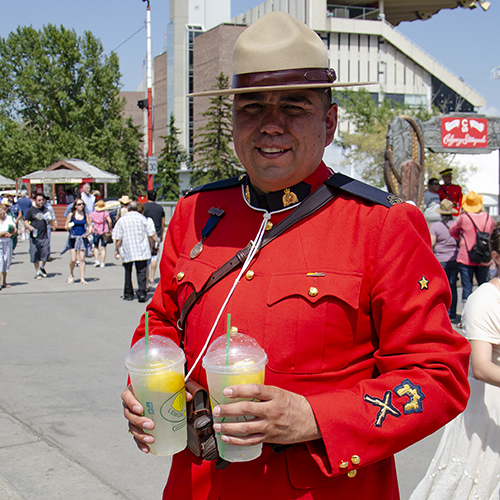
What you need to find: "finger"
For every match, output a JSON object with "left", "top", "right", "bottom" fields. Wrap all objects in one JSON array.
[
  {"left": 213, "top": 400, "right": 268, "bottom": 420},
  {"left": 219, "top": 431, "right": 266, "bottom": 447},
  {"left": 129, "top": 422, "right": 155, "bottom": 452},
  {"left": 222, "top": 383, "right": 276, "bottom": 401},
  {"left": 121, "top": 385, "right": 143, "bottom": 415}
]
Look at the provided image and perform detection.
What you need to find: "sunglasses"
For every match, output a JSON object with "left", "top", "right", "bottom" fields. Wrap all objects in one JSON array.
[{"left": 75, "top": 203, "right": 84, "bottom": 206}]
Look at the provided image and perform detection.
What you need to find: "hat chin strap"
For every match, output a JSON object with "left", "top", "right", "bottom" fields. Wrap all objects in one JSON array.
[{"left": 184, "top": 212, "right": 272, "bottom": 381}]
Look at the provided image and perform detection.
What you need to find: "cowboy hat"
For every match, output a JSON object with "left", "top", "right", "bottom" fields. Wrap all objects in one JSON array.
[
  {"left": 118, "top": 195, "right": 132, "bottom": 205},
  {"left": 188, "top": 12, "right": 374, "bottom": 97},
  {"left": 435, "top": 199, "right": 458, "bottom": 215},
  {"left": 95, "top": 200, "right": 107, "bottom": 212},
  {"left": 1, "top": 198, "right": 12, "bottom": 207},
  {"left": 462, "top": 191, "right": 483, "bottom": 213}
]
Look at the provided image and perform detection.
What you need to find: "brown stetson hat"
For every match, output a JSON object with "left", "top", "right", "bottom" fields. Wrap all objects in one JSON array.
[{"left": 188, "top": 12, "right": 375, "bottom": 97}]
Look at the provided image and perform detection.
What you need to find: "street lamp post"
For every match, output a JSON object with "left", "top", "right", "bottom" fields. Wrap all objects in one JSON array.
[{"left": 143, "top": 0, "right": 154, "bottom": 191}]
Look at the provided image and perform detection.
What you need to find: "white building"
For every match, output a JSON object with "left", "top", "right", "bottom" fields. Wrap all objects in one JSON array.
[{"left": 164, "top": 0, "right": 487, "bottom": 189}]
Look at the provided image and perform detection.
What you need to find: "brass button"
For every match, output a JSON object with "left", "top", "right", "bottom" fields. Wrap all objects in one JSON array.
[
  {"left": 177, "top": 272, "right": 185, "bottom": 282},
  {"left": 351, "top": 455, "right": 361, "bottom": 465},
  {"left": 265, "top": 220, "right": 273, "bottom": 231},
  {"left": 339, "top": 461, "right": 349, "bottom": 469},
  {"left": 347, "top": 470, "right": 357, "bottom": 478},
  {"left": 245, "top": 270, "right": 255, "bottom": 281},
  {"left": 308, "top": 286, "right": 319, "bottom": 297}
]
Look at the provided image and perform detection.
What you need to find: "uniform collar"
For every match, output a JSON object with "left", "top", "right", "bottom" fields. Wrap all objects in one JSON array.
[{"left": 244, "top": 162, "right": 331, "bottom": 212}]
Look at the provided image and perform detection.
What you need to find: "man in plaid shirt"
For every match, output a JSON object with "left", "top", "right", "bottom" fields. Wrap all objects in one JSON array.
[{"left": 113, "top": 200, "right": 155, "bottom": 302}]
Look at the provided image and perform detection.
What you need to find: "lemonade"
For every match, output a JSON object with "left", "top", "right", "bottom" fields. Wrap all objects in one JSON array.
[
  {"left": 125, "top": 336, "right": 187, "bottom": 456},
  {"left": 202, "top": 333, "right": 268, "bottom": 463}
]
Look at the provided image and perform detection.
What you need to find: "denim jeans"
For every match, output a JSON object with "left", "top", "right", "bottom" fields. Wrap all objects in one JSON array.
[
  {"left": 441, "top": 260, "right": 459, "bottom": 320},
  {"left": 458, "top": 263, "right": 490, "bottom": 302}
]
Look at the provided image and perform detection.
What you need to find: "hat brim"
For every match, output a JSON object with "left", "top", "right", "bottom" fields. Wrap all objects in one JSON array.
[
  {"left": 435, "top": 208, "right": 458, "bottom": 215},
  {"left": 188, "top": 81, "right": 376, "bottom": 97},
  {"left": 462, "top": 205, "right": 482, "bottom": 213}
]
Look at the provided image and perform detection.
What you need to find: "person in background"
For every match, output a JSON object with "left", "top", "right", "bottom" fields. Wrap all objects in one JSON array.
[
  {"left": 115, "top": 195, "right": 131, "bottom": 222},
  {"left": 90, "top": 200, "right": 112, "bottom": 268},
  {"left": 57, "top": 187, "right": 67, "bottom": 204},
  {"left": 113, "top": 200, "right": 155, "bottom": 302},
  {"left": 24, "top": 193, "right": 54, "bottom": 279},
  {"left": 44, "top": 195, "right": 56, "bottom": 261},
  {"left": 65, "top": 189, "right": 74, "bottom": 204},
  {"left": 16, "top": 189, "right": 32, "bottom": 240},
  {"left": 438, "top": 168, "right": 462, "bottom": 215},
  {"left": 122, "top": 12, "right": 470, "bottom": 500},
  {"left": 137, "top": 202, "right": 159, "bottom": 290},
  {"left": 80, "top": 182, "right": 95, "bottom": 213},
  {"left": 450, "top": 191, "right": 494, "bottom": 304},
  {"left": 430, "top": 199, "right": 459, "bottom": 323},
  {"left": 424, "top": 178, "right": 441, "bottom": 209},
  {"left": 143, "top": 190, "right": 165, "bottom": 287},
  {"left": 0, "top": 201, "right": 17, "bottom": 288},
  {"left": 409, "top": 222, "right": 500, "bottom": 500},
  {"left": 64, "top": 199, "right": 91, "bottom": 284}
]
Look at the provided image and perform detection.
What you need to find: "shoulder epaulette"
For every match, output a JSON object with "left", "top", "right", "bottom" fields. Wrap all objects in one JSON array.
[
  {"left": 184, "top": 175, "right": 246, "bottom": 198},
  {"left": 325, "top": 173, "right": 404, "bottom": 208}
]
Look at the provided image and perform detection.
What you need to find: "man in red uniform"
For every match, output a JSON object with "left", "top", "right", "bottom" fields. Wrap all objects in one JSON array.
[
  {"left": 438, "top": 167, "right": 463, "bottom": 215},
  {"left": 122, "top": 12, "right": 470, "bottom": 500}
]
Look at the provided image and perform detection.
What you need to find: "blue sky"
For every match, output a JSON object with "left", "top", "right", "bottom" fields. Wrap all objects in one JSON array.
[{"left": 1, "top": 0, "right": 498, "bottom": 115}]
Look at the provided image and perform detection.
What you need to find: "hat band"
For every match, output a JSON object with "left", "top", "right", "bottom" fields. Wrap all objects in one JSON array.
[{"left": 232, "top": 68, "right": 337, "bottom": 90}]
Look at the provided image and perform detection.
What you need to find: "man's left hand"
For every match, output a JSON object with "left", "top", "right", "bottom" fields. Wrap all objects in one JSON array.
[{"left": 212, "top": 384, "right": 321, "bottom": 446}]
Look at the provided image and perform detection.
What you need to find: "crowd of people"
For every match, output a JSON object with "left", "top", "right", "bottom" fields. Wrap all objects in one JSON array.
[{"left": 0, "top": 187, "right": 165, "bottom": 300}]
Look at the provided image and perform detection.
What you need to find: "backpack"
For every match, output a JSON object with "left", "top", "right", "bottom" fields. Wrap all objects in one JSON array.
[{"left": 463, "top": 213, "right": 492, "bottom": 264}]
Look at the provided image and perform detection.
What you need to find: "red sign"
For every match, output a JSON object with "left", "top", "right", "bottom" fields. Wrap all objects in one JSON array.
[{"left": 441, "top": 117, "right": 488, "bottom": 148}]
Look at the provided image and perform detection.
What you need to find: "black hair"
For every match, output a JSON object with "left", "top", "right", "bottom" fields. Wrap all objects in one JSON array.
[
  {"left": 147, "top": 190, "right": 157, "bottom": 201},
  {"left": 489, "top": 222, "right": 500, "bottom": 253}
]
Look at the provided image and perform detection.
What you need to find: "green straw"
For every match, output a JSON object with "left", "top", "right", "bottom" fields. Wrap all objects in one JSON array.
[
  {"left": 226, "top": 313, "right": 231, "bottom": 366},
  {"left": 145, "top": 311, "right": 149, "bottom": 365}
]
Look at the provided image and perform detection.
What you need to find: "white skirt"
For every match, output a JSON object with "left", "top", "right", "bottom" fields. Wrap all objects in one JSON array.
[
  {"left": 409, "top": 375, "right": 500, "bottom": 500},
  {"left": 0, "top": 239, "right": 13, "bottom": 272}
]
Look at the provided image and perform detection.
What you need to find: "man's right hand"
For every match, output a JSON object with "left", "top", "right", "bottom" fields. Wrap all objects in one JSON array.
[{"left": 121, "top": 385, "right": 155, "bottom": 453}]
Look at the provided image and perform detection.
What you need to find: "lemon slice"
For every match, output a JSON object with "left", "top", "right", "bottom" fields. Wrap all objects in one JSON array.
[{"left": 146, "top": 369, "right": 185, "bottom": 393}]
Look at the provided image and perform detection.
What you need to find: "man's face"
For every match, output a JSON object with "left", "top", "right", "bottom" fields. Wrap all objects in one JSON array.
[
  {"left": 232, "top": 89, "right": 337, "bottom": 193},
  {"left": 429, "top": 180, "right": 440, "bottom": 193},
  {"left": 35, "top": 195, "right": 45, "bottom": 208},
  {"left": 82, "top": 183, "right": 90, "bottom": 195},
  {"left": 442, "top": 174, "right": 452, "bottom": 186}
]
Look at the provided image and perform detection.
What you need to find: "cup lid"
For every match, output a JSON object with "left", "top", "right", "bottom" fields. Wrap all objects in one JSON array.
[
  {"left": 202, "top": 332, "right": 267, "bottom": 373},
  {"left": 125, "top": 335, "right": 185, "bottom": 374}
]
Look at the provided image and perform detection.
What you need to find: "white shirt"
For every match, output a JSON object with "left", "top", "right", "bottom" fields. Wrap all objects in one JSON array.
[
  {"left": 112, "top": 211, "right": 155, "bottom": 263},
  {"left": 81, "top": 192, "right": 95, "bottom": 213}
]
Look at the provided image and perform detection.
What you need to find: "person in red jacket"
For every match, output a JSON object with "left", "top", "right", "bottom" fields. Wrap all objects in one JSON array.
[
  {"left": 438, "top": 168, "right": 463, "bottom": 215},
  {"left": 122, "top": 12, "right": 470, "bottom": 500}
]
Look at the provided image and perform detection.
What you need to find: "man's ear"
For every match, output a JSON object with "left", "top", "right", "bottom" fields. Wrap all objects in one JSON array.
[{"left": 325, "top": 103, "right": 338, "bottom": 147}]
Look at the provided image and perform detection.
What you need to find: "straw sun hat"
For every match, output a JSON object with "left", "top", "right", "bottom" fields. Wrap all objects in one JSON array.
[
  {"left": 95, "top": 200, "right": 107, "bottom": 212},
  {"left": 118, "top": 195, "right": 132, "bottom": 205},
  {"left": 435, "top": 199, "right": 458, "bottom": 215},
  {"left": 188, "top": 12, "right": 374, "bottom": 97},
  {"left": 462, "top": 191, "right": 484, "bottom": 213}
]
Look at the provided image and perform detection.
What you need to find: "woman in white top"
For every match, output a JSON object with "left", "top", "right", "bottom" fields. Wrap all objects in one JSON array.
[
  {"left": 0, "top": 202, "right": 17, "bottom": 288},
  {"left": 410, "top": 221, "right": 500, "bottom": 500}
]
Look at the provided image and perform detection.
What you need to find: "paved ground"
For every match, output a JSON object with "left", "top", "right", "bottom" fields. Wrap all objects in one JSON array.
[{"left": 0, "top": 231, "right": 462, "bottom": 499}]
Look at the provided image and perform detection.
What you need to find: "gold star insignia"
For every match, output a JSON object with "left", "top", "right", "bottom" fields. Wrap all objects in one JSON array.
[{"left": 418, "top": 276, "right": 429, "bottom": 291}]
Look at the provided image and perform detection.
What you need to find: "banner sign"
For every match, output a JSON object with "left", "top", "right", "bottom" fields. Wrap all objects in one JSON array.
[{"left": 441, "top": 117, "right": 488, "bottom": 148}]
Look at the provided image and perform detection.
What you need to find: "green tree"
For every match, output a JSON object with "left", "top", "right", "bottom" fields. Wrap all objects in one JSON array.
[
  {"left": 190, "top": 72, "right": 243, "bottom": 186},
  {"left": 0, "top": 24, "right": 144, "bottom": 188},
  {"left": 333, "top": 89, "right": 471, "bottom": 188},
  {"left": 156, "top": 113, "right": 186, "bottom": 200}
]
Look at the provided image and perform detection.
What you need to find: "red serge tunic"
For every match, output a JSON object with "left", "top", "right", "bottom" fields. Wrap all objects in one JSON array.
[{"left": 131, "top": 163, "right": 470, "bottom": 500}]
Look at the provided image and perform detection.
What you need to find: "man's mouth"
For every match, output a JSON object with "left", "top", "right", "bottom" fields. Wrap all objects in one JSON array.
[{"left": 258, "top": 147, "right": 288, "bottom": 154}]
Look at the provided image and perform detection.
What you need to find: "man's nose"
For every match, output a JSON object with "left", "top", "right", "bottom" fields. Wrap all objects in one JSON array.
[{"left": 259, "top": 109, "right": 285, "bottom": 135}]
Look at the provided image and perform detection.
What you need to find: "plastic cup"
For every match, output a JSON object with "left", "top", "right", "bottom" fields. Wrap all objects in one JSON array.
[
  {"left": 202, "top": 332, "right": 267, "bottom": 462},
  {"left": 125, "top": 335, "right": 187, "bottom": 456}
]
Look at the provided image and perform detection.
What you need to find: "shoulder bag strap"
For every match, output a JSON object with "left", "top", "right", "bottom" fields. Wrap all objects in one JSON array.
[{"left": 178, "top": 182, "right": 339, "bottom": 337}]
